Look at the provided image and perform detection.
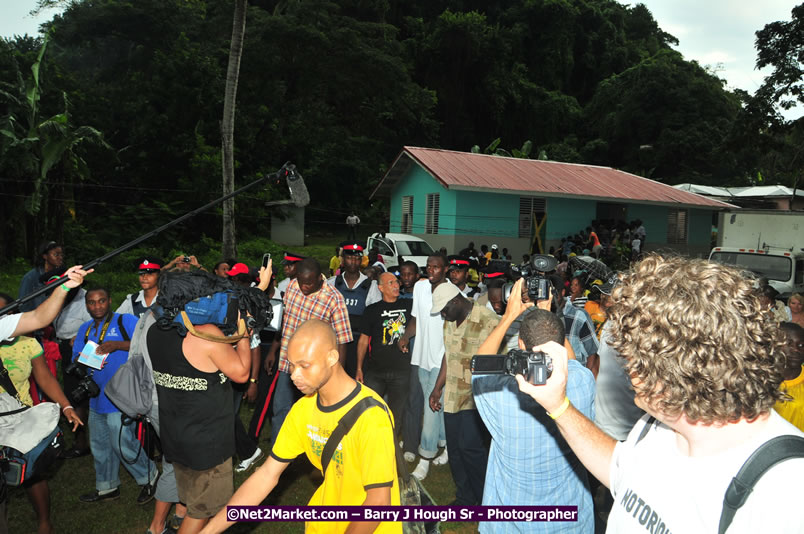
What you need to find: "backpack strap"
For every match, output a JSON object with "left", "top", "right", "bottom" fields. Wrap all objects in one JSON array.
[
  {"left": 117, "top": 314, "right": 130, "bottom": 342},
  {"left": 320, "top": 396, "right": 387, "bottom": 476},
  {"left": 718, "top": 435, "right": 804, "bottom": 534},
  {"left": 179, "top": 311, "right": 247, "bottom": 343},
  {"left": 635, "top": 416, "right": 657, "bottom": 445}
]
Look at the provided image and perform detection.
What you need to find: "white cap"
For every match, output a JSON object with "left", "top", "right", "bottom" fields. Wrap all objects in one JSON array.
[{"left": 431, "top": 283, "right": 461, "bottom": 314}]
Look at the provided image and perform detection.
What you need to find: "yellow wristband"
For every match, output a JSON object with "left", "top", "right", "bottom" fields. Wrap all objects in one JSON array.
[{"left": 548, "top": 396, "right": 570, "bottom": 420}]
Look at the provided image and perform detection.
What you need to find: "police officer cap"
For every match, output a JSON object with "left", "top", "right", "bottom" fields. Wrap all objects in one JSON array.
[
  {"left": 447, "top": 255, "right": 471, "bottom": 271},
  {"left": 282, "top": 251, "right": 306, "bottom": 264},
  {"left": 339, "top": 241, "right": 365, "bottom": 256},
  {"left": 137, "top": 257, "right": 164, "bottom": 273}
]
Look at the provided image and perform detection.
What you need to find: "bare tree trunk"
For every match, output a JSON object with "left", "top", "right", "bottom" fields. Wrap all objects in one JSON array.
[{"left": 221, "top": 0, "right": 248, "bottom": 259}]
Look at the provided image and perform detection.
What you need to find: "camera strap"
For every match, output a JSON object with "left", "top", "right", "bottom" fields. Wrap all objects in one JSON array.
[
  {"left": 0, "top": 357, "right": 28, "bottom": 415},
  {"left": 84, "top": 314, "right": 114, "bottom": 345}
]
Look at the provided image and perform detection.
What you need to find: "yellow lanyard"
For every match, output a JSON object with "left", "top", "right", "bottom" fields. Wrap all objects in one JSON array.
[{"left": 85, "top": 314, "right": 113, "bottom": 345}]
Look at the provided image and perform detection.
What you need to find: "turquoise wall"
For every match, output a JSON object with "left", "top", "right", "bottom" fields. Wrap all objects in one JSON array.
[
  {"left": 627, "top": 204, "right": 668, "bottom": 244},
  {"left": 453, "top": 190, "right": 519, "bottom": 237},
  {"left": 389, "top": 166, "right": 458, "bottom": 234},
  {"left": 388, "top": 162, "right": 716, "bottom": 254},
  {"left": 546, "top": 197, "right": 598, "bottom": 239},
  {"left": 688, "top": 209, "right": 713, "bottom": 245}
]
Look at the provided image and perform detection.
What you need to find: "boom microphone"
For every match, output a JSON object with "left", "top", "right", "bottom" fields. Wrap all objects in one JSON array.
[
  {"left": 280, "top": 163, "right": 310, "bottom": 208},
  {"left": 0, "top": 161, "right": 308, "bottom": 317}
]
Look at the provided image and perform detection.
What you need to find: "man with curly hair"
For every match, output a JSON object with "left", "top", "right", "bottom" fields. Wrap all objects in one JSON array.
[{"left": 515, "top": 255, "right": 804, "bottom": 534}]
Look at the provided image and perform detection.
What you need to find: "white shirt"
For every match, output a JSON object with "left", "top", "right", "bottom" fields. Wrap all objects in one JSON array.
[
  {"left": 277, "top": 278, "right": 291, "bottom": 297},
  {"left": 325, "top": 272, "right": 382, "bottom": 308},
  {"left": 410, "top": 279, "right": 448, "bottom": 370},
  {"left": 608, "top": 411, "right": 804, "bottom": 534},
  {"left": 0, "top": 313, "right": 22, "bottom": 341},
  {"left": 114, "top": 289, "right": 158, "bottom": 317}
]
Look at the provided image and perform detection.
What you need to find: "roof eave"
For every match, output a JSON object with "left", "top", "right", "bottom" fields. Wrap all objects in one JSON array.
[{"left": 447, "top": 185, "right": 737, "bottom": 210}]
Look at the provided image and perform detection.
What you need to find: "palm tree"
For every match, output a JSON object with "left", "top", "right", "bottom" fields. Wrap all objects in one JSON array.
[
  {"left": 0, "top": 33, "right": 108, "bottom": 257},
  {"left": 221, "top": 0, "right": 248, "bottom": 259}
]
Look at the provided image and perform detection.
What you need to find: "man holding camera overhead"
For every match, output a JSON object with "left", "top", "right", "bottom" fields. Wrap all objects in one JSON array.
[
  {"left": 71, "top": 287, "right": 157, "bottom": 504},
  {"left": 472, "top": 278, "right": 596, "bottom": 533}
]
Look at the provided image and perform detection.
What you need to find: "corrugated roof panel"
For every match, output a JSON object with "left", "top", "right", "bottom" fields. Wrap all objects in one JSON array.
[{"left": 400, "top": 147, "right": 734, "bottom": 209}]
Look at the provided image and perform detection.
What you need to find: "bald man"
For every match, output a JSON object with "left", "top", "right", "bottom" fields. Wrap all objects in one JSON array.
[
  {"left": 202, "top": 320, "right": 401, "bottom": 534},
  {"left": 356, "top": 272, "right": 414, "bottom": 438}
]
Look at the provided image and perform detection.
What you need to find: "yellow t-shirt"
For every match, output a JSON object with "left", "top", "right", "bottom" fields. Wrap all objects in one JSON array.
[
  {"left": 775, "top": 367, "right": 804, "bottom": 432},
  {"left": 0, "top": 336, "right": 43, "bottom": 407},
  {"left": 361, "top": 255, "right": 369, "bottom": 268},
  {"left": 329, "top": 255, "right": 341, "bottom": 273},
  {"left": 272, "top": 383, "right": 402, "bottom": 533}
]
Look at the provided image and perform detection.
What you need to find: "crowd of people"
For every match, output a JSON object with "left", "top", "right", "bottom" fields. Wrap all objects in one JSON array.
[{"left": 1, "top": 232, "right": 804, "bottom": 534}]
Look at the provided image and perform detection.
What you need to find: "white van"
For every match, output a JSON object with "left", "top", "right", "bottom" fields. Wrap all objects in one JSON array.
[
  {"left": 709, "top": 246, "right": 804, "bottom": 299},
  {"left": 366, "top": 233, "right": 435, "bottom": 271}
]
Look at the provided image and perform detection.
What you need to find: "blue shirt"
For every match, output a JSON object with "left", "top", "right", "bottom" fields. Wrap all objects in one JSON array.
[
  {"left": 472, "top": 360, "right": 596, "bottom": 533},
  {"left": 561, "top": 299, "right": 599, "bottom": 366},
  {"left": 18, "top": 267, "right": 46, "bottom": 312},
  {"left": 72, "top": 313, "right": 138, "bottom": 413}
]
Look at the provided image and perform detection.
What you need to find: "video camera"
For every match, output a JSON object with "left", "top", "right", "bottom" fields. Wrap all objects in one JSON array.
[
  {"left": 64, "top": 360, "right": 101, "bottom": 403},
  {"left": 502, "top": 254, "right": 558, "bottom": 304},
  {"left": 470, "top": 349, "right": 553, "bottom": 385}
]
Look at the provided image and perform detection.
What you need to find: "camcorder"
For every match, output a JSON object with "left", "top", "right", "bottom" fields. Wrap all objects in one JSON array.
[
  {"left": 502, "top": 254, "right": 558, "bottom": 304},
  {"left": 64, "top": 361, "right": 101, "bottom": 403},
  {"left": 471, "top": 349, "right": 553, "bottom": 385}
]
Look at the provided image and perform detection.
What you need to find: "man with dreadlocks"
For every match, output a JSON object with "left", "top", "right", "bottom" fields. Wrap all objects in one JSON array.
[{"left": 146, "top": 269, "right": 272, "bottom": 533}]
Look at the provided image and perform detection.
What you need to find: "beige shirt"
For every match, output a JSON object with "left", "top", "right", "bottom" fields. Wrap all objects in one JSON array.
[{"left": 442, "top": 303, "right": 500, "bottom": 413}]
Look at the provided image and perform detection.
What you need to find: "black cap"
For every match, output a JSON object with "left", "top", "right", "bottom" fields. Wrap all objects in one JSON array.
[{"left": 38, "top": 240, "right": 60, "bottom": 256}]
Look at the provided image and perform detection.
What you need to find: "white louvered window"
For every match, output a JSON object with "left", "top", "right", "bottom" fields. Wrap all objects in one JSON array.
[
  {"left": 401, "top": 196, "right": 413, "bottom": 233},
  {"left": 667, "top": 209, "right": 688, "bottom": 244},
  {"left": 425, "top": 193, "right": 439, "bottom": 234},
  {"left": 519, "top": 197, "right": 546, "bottom": 238}
]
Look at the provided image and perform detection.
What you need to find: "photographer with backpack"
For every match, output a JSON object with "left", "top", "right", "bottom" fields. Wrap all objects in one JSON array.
[{"left": 146, "top": 270, "right": 272, "bottom": 534}]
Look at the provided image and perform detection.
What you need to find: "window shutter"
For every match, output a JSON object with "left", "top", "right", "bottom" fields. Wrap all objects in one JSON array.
[
  {"left": 426, "top": 193, "right": 439, "bottom": 234},
  {"left": 401, "top": 196, "right": 413, "bottom": 233}
]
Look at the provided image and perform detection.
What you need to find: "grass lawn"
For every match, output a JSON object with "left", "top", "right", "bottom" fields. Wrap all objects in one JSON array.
[
  {"left": 8, "top": 404, "right": 478, "bottom": 533},
  {"left": 4, "top": 235, "right": 478, "bottom": 533}
]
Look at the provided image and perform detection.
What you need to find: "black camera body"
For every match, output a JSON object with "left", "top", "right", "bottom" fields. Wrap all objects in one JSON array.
[
  {"left": 503, "top": 254, "right": 558, "bottom": 303},
  {"left": 471, "top": 349, "right": 553, "bottom": 385},
  {"left": 64, "top": 361, "right": 101, "bottom": 403}
]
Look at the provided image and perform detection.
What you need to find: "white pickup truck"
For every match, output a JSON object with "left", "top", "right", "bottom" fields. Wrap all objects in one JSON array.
[
  {"left": 365, "top": 233, "right": 435, "bottom": 271},
  {"left": 709, "top": 210, "right": 804, "bottom": 298}
]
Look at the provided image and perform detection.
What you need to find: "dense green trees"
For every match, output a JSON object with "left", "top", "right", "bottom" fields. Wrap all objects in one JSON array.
[{"left": 0, "top": 0, "right": 799, "bottom": 261}]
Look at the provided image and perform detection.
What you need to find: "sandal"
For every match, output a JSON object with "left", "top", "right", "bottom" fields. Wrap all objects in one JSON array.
[{"left": 59, "top": 446, "right": 90, "bottom": 460}]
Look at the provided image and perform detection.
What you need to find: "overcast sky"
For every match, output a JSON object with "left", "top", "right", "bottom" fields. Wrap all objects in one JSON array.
[{"left": 0, "top": 0, "right": 801, "bottom": 119}]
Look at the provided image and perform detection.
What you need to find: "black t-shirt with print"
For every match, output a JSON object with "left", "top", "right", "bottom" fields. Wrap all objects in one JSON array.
[{"left": 362, "top": 299, "right": 413, "bottom": 373}]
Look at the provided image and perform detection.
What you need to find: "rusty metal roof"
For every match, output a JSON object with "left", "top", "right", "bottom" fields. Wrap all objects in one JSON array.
[{"left": 372, "top": 147, "right": 735, "bottom": 209}]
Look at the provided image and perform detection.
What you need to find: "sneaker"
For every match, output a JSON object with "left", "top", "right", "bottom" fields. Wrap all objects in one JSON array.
[
  {"left": 433, "top": 448, "right": 449, "bottom": 466},
  {"left": 403, "top": 452, "right": 416, "bottom": 463},
  {"left": 411, "top": 459, "right": 429, "bottom": 481},
  {"left": 235, "top": 447, "right": 264, "bottom": 473},
  {"left": 79, "top": 488, "right": 120, "bottom": 503},
  {"left": 137, "top": 474, "right": 159, "bottom": 505}
]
